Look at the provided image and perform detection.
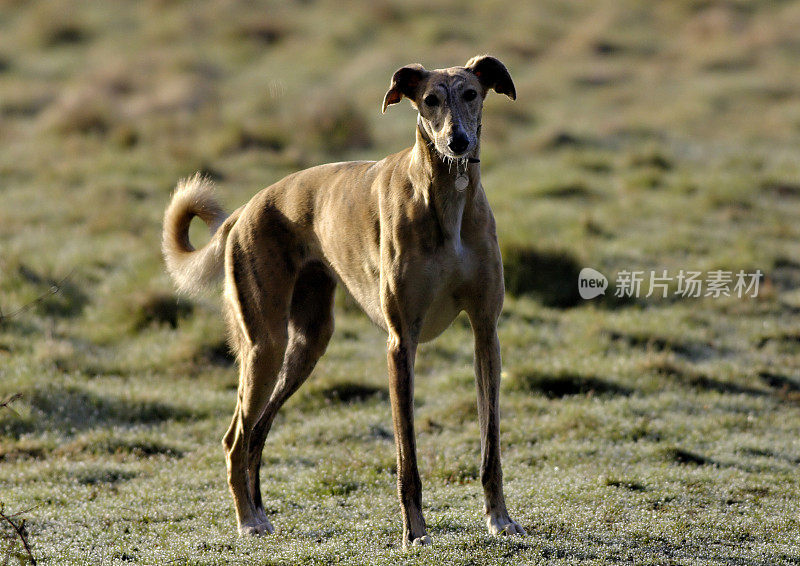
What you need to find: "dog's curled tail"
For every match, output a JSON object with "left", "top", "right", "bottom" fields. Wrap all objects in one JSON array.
[{"left": 162, "top": 173, "right": 238, "bottom": 295}]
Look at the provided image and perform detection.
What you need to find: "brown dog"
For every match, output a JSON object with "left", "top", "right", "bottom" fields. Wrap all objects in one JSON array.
[{"left": 162, "top": 55, "right": 524, "bottom": 548}]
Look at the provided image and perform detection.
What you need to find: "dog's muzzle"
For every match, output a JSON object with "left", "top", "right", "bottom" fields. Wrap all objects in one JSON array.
[{"left": 447, "top": 132, "right": 470, "bottom": 155}]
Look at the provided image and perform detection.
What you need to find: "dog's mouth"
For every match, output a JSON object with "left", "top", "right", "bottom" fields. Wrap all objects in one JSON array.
[
  {"left": 447, "top": 154, "right": 471, "bottom": 169},
  {"left": 430, "top": 143, "right": 469, "bottom": 170},
  {"left": 418, "top": 117, "right": 478, "bottom": 164},
  {"left": 433, "top": 139, "right": 474, "bottom": 162}
]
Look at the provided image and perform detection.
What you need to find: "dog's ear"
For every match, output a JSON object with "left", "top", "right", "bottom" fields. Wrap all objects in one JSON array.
[
  {"left": 382, "top": 64, "right": 428, "bottom": 113},
  {"left": 465, "top": 55, "right": 516, "bottom": 100}
]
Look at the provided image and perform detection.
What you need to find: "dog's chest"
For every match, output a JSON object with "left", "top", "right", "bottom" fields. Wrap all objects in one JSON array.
[
  {"left": 434, "top": 180, "right": 468, "bottom": 253},
  {"left": 417, "top": 235, "right": 476, "bottom": 343},
  {"left": 418, "top": 279, "right": 463, "bottom": 342}
]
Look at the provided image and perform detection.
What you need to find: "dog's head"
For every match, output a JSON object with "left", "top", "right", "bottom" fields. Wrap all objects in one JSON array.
[{"left": 382, "top": 55, "right": 516, "bottom": 160}]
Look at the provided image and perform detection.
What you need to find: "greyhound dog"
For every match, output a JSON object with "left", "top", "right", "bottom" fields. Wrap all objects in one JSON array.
[{"left": 162, "top": 55, "right": 525, "bottom": 548}]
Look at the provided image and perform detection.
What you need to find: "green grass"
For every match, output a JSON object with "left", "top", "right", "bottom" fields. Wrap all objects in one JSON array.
[{"left": 2, "top": 0, "right": 800, "bottom": 564}]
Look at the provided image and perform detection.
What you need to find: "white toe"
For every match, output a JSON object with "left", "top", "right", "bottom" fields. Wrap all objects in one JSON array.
[
  {"left": 487, "top": 514, "right": 526, "bottom": 536},
  {"left": 239, "top": 519, "right": 274, "bottom": 536},
  {"left": 411, "top": 534, "right": 432, "bottom": 547}
]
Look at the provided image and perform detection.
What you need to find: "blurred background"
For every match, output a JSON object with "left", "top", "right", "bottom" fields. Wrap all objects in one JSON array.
[
  {"left": 2, "top": 1, "right": 800, "bottom": 563},
  {"left": 2, "top": 0, "right": 800, "bottom": 306}
]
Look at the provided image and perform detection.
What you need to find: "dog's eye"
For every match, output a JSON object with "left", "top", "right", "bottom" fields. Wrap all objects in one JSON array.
[
  {"left": 424, "top": 94, "right": 439, "bottom": 107},
  {"left": 463, "top": 89, "right": 478, "bottom": 102}
]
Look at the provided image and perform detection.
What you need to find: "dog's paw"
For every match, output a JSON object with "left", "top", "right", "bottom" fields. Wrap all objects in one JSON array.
[
  {"left": 406, "top": 534, "right": 432, "bottom": 548},
  {"left": 238, "top": 519, "right": 274, "bottom": 536},
  {"left": 486, "top": 513, "right": 526, "bottom": 536}
]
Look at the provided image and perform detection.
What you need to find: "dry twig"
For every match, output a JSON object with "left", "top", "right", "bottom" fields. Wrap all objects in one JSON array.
[{"left": 0, "top": 503, "right": 37, "bottom": 565}]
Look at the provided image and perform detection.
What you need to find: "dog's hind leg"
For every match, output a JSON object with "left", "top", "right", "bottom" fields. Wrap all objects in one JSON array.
[
  {"left": 222, "top": 238, "right": 294, "bottom": 536},
  {"left": 247, "top": 261, "right": 336, "bottom": 525}
]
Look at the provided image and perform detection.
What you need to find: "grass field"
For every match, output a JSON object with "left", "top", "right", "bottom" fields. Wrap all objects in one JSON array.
[{"left": 2, "top": 0, "right": 800, "bottom": 564}]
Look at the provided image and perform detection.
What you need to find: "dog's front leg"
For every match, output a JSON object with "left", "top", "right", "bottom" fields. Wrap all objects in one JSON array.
[
  {"left": 470, "top": 318, "right": 527, "bottom": 536},
  {"left": 386, "top": 333, "right": 430, "bottom": 548}
]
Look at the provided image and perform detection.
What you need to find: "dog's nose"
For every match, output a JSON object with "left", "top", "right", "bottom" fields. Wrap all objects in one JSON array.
[{"left": 448, "top": 132, "right": 469, "bottom": 155}]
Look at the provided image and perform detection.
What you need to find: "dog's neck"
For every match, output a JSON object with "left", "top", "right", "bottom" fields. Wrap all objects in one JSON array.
[
  {"left": 411, "top": 117, "right": 481, "bottom": 188},
  {"left": 411, "top": 117, "right": 480, "bottom": 244}
]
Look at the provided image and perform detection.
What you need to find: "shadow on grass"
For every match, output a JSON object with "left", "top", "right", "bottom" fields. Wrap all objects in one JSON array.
[
  {"left": 502, "top": 245, "right": 583, "bottom": 308},
  {"left": 646, "top": 361, "right": 800, "bottom": 402},
  {"left": 0, "top": 385, "right": 204, "bottom": 439},
  {"left": 68, "top": 436, "right": 184, "bottom": 459},
  {"left": 507, "top": 368, "right": 631, "bottom": 398},
  {"left": 681, "top": 375, "right": 759, "bottom": 396},
  {"left": 44, "top": 23, "right": 92, "bottom": 47},
  {"left": 239, "top": 19, "right": 289, "bottom": 46},
  {"left": 760, "top": 179, "right": 800, "bottom": 198},
  {"left": 501, "top": 245, "right": 634, "bottom": 309},
  {"left": 759, "top": 371, "right": 800, "bottom": 403},
  {"left": 759, "top": 370, "right": 800, "bottom": 391},
  {"left": 737, "top": 446, "right": 799, "bottom": 466},
  {"left": 607, "top": 330, "right": 717, "bottom": 361},
  {"left": 538, "top": 129, "right": 593, "bottom": 150},
  {"left": 538, "top": 181, "right": 598, "bottom": 200},
  {"left": 770, "top": 257, "right": 800, "bottom": 292},
  {"left": 69, "top": 466, "right": 137, "bottom": 486},
  {"left": 16, "top": 264, "right": 89, "bottom": 319},
  {"left": 647, "top": 359, "right": 766, "bottom": 396},
  {"left": 296, "top": 381, "right": 388, "bottom": 409},
  {"left": 194, "top": 339, "right": 236, "bottom": 367},
  {"left": 667, "top": 444, "right": 797, "bottom": 474}
]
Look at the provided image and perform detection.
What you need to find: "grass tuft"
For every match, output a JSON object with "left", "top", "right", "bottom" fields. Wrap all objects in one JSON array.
[
  {"left": 431, "top": 461, "right": 480, "bottom": 485},
  {"left": 230, "top": 127, "right": 287, "bottom": 153},
  {"left": 602, "top": 476, "right": 647, "bottom": 491},
  {"left": 130, "top": 292, "right": 193, "bottom": 331},
  {"left": 628, "top": 150, "right": 673, "bottom": 171},
  {"left": 539, "top": 181, "right": 597, "bottom": 200},
  {"left": 666, "top": 447, "right": 713, "bottom": 467},
  {"left": 70, "top": 466, "right": 136, "bottom": 486},
  {"left": 239, "top": 19, "right": 289, "bottom": 45},
  {"left": 538, "top": 130, "right": 591, "bottom": 150},
  {"left": 0, "top": 439, "right": 48, "bottom": 462},
  {"left": 45, "top": 96, "right": 112, "bottom": 136}
]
